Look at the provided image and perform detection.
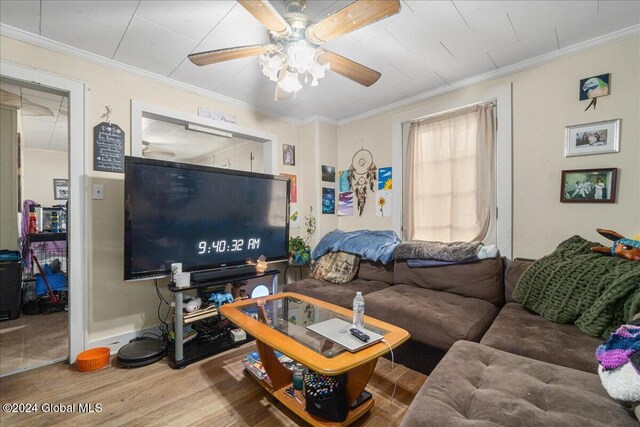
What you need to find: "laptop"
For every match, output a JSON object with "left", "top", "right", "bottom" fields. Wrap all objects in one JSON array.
[{"left": 307, "top": 318, "right": 384, "bottom": 352}]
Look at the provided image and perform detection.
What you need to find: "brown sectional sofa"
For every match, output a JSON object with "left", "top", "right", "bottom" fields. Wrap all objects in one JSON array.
[
  {"left": 286, "top": 257, "right": 505, "bottom": 352},
  {"left": 285, "top": 258, "right": 639, "bottom": 426}
]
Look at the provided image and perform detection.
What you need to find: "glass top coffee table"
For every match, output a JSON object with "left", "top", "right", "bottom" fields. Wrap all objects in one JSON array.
[{"left": 219, "top": 292, "right": 410, "bottom": 427}]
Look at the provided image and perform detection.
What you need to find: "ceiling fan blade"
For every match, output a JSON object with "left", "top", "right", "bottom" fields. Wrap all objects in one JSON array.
[
  {"left": 306, "top": 0, "right": 401, "bottom": 44},
  {"left": 189, "top": 45, "right": 271, "bottom": 66},
  {"left": 237, "top": 0, "right": 293, "bottom": 38},
  {"left": 317, "top": 50, "right": 381, "bottom": 87}
]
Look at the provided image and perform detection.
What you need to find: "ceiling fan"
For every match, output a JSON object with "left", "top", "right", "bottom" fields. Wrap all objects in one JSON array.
[{"left": 188, "top": 0, "right": 401, "bottom": 100}]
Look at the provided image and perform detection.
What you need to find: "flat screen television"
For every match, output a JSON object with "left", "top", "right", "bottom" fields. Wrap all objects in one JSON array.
[{"left": 124, "top": 156, "right": 290, "bottom": 281}]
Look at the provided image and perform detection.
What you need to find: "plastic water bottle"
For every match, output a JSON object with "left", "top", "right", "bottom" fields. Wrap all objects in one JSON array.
[{"left": 353, "top": 292, "right": 365, "bottom": 328}]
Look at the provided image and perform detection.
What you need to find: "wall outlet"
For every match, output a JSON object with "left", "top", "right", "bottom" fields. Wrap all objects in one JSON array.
[{"left": 92, "top": 184, "right": 105, "bottom": 200}]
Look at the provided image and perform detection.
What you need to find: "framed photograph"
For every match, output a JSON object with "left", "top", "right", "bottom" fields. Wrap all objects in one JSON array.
[
  {"left": 561, "top": 168, "right": 617, "bottom": 203},
  {"left": 53, "top": 178, "right": 69, "bottom": 200},
  {"left": 565, "top": 119, "right": 620, "bottom": 157},
  {"left": 283, "top": 144, "right": 295, "bottom": 166}
]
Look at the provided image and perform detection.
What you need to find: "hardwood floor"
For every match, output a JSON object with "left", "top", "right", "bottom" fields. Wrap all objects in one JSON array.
[
  {"left": 0, "top": 342, "right": 427, "bottom": 426},
  {"left": 0, "top": 311, "right": 68, "bottom": 376}
]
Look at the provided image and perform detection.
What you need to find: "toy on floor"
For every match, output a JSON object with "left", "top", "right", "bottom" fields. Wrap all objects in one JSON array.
[
  {"left": 591, "top": 229, "right": 640, "bottom": 261},
  {"left": 596, "top": 317, "right": 640, "bottom": 402}
]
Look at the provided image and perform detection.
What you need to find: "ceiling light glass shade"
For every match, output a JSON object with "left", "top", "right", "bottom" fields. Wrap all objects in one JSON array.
[
  {"left": 259, "top": 53, "right": 284, "bottom": 82},
  {"left": 286, "top": 40, "right": 316, "bottom": 73},
  {"left": 278, "top": 69, "right": 302, "bottom": 93},
  {"left": 309, "top": 59, "right": 330, "bottom": 86}
]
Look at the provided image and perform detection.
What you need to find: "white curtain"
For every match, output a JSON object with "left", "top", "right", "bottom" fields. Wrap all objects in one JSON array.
[{"left": 404, "top": 103, "right": 495, "bottom": 242}]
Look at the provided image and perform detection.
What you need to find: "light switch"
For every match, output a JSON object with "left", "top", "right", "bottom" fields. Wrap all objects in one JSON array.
[{"left": 92, "top": 184, "right": 105, "bottom": 200}]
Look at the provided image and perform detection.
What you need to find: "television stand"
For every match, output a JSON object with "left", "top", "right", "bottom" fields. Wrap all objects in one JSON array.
[{"left": 167, "top": 269, "right": 279, "bottom": 369}]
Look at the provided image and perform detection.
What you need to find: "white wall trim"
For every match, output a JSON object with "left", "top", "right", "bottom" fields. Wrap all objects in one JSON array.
[
  {"left": 87, "top": 325, "right": 162, "bottom": 356},
  {"left": 1, "top": 60, "right": 88, "bottom": 363},
  {"left": 391, "top": 82, "right": 513, "bottom": 259},
  {"left": 339, "top": 24, "right": 640, "bottom": 126},
  {"left": 0, "top": 23, "right": 300, "bottom": 126},
  {"left": 130, "top": 101, "right": 278, "bottom": 174}
]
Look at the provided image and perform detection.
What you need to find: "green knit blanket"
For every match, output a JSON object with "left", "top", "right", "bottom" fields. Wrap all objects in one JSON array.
[{"left": 513, "top": 236, "right": 640, "bottom": 338}]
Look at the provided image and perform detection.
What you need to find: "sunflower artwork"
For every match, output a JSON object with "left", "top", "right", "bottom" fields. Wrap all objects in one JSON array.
[{"left": 376, "top": 190, "right": 392, "bottom": 217}]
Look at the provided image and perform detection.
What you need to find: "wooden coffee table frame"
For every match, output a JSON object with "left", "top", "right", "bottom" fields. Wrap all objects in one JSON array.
[{"left": 219, "top": 292, "right": 410, "bottom": 427}]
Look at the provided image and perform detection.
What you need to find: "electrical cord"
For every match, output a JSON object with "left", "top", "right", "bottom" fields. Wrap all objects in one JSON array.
[
  {"left": 154, "top": 279, "right": 170, "bottom": 342},
  {"left": 381, "top": 339, "right": 396, "bottom": 427}
]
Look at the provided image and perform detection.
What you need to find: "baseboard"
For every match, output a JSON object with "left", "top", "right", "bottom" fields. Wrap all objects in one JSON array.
[{"left": 87, "top": 325, "right": 163, "bottom": 355}]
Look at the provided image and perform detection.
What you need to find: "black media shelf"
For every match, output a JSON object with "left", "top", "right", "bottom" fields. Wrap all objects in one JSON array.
[{"left": 167, "top": 334, "right": 254, "bottom": 369}]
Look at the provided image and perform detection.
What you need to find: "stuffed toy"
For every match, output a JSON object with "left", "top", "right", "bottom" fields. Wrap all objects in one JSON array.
[
  {"left": 596, "top": 317, "right": 640, "bottom": 402},
  {"left": 591, "top": 229, "right": 640, "bottom": 261}
]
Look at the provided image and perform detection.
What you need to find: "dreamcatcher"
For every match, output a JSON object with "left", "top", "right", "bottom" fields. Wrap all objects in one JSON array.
[{"left": 348, "top": 148, "right": 377, "bottom": 216}]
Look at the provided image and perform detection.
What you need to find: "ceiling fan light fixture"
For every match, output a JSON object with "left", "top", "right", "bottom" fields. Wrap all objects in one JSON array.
[
  {"left": 259, "top": 53, "right": 284, "bottom": 81},
  {"left": 286, "top": 40, "right": 316, "bottom": 73},
  {"left": 277, "top": 69, "right": 302, "bottom": 93}
]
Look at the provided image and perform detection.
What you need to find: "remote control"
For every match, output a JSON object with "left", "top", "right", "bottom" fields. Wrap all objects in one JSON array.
[{"left": 350, "top": 328, "right": 370, "bottom": 342}]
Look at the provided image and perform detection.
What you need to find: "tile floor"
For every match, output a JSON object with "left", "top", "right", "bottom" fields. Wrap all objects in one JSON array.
[{"left": 0, "top": 310, "right": 68, "bottom": 375}]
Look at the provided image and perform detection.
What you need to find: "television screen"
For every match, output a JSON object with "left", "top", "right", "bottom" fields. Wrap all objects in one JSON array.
[{"left": 124, "top": 156, "right": 290, "bottom": 280}]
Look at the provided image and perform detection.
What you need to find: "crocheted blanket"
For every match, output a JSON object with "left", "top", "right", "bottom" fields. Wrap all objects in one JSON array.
[
  {"left": 596, "top": 321, "right": 640, "bottom": 371},
  {"left": 513, "top": 236, "right": 640, "bottom": 338}
]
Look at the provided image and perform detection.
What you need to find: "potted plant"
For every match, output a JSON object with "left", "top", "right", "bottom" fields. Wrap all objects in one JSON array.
[
  {"left": 288, "top": 206, "right": 316, "bottom": 266},
  {"left": 288, "top": 236, "right": 311, "bottom": 266}
]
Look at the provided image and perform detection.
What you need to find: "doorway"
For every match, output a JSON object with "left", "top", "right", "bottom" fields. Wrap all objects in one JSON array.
[{"left": 0, "top": 61, "right": 87, "bottom": 375}]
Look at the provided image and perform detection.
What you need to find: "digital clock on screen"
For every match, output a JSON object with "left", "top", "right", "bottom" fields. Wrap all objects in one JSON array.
[{"left": 197, "top": 238, "right": 260, "bottom": 254}]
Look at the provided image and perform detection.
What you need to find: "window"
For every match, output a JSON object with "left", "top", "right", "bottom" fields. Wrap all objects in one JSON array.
[{"left": 403, "top": 103, "right": 495, "bottom": 242}]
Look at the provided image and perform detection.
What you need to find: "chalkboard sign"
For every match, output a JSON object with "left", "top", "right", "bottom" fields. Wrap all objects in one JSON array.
[{"left": 93, "top": 122, "right": 125, "bottom": 173}]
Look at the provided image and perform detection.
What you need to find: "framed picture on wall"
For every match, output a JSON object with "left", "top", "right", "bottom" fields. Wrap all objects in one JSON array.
[
  {"left": 53, "top": 178, "right": 69, "bottom": 200},
  {"left": 565, "top": 119, "right": 620, "bottom": 157},
  {"left": 561, "top": 168, "right": 617, "bottom": 203},
  {"left": 283, "top": 144, "right": 295, "bottom": 166}
]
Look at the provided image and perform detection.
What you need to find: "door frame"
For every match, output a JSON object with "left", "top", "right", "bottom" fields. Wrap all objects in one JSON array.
[{"left": 1, "top": 60, "right": 88, "bottom": 363}]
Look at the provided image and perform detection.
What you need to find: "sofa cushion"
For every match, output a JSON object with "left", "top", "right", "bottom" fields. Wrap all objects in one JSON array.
[
  {"left": 365, "top": 285, "right": 500, "bottom": 350},
  {"left": 283, "top": 278, "right": 389, "bottom": 309},
  {"left": 356, "top": 259, "right": 394, "bottom": 285},
  {"left": 394, "top": 257, "right": 504, "bottom": 305},
  {"left": 504, "top": 259, "right": 533, "bottom": 303},
  {"left": 481, "top": 303, "right": 603, "bottom": 373},
  {"left": 310, "top": 252, "right": 360, "bottom": 284},
  {"left": 400, "top": 341, "right": 637, "bottom": 427}
]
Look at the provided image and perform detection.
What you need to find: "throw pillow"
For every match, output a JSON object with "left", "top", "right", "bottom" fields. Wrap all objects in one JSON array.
[
  {"left": 512, "top": 235, "right": 640, "bottom": 338},
  {"left": 311, "top": 252, "right": 360, "bottom": 284}
]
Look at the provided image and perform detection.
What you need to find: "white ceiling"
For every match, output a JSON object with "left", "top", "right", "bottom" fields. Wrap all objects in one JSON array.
[
  {"left": 142, "top": 116, "right": 258, "bottom": 163},
  {"left": 0, "top": 81, "right": 69, "bottom": 152},
  {"left": 1, "top": 1, "right": 638, "bottom": 122}
]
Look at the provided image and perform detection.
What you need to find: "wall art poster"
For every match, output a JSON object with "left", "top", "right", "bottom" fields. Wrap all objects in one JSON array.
[
  {"left": 378, "top": 167, "right": 392, "bottom": 190},
  {"left": 280, "top": 173, "right": 297, "bottom": 203},
  {"left": 579, "top": 73, "right": 609, "bottom": 101},
  {"left": 322, "top": 165, "right": 336, "bottom": 182},
  {"left": 322, "top": 187, "right": 335, "bottom": 214},
  {"left": 289, "top": 203, "right": 301, "bottom": 228},
  {"left": 283, "top": 144, "right": 295, "bottom": 165},
  {"left": 376, "top": 190, "right": 392, "bottom": 217},
  {"left": 338, "top": 170, "right": 351, "bottom": 192},
  {"left": 338, "top": 191, "right": 354, "bottom": 216},
  {"left": 53, "top": 178, "right": 69, "bottom": 200}
]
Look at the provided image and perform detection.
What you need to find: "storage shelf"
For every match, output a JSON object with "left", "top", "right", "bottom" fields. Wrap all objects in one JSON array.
[{"left": 168, "top": 332, "right": 254, "bottom": 369}]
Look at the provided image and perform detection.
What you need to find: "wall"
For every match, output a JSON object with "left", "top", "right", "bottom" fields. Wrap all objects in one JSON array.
[
  {"left": 0, "top": 35, "right": 304, "bottom": 343},
  {"left": 0, "top": 106, "right": 19, "bottom": 250},
  {"left": 23, "top": 148, "right": 68, "bottom": 207},
  {"left": 337, "top": 35, "right": 640, "bottom": 259}
]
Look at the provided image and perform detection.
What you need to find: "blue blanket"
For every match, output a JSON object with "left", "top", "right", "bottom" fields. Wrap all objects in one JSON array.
[{"left": 311, "top": 230, "right": 401, "bottom": 265}]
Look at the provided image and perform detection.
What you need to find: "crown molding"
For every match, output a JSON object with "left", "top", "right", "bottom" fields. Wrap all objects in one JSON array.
[
  {"left": 337, "top": 24, "right": 640, "bottom": 126},
  {"left": 0, "top": 23, "right": 302, "bottom": 126},
  {"left": 301, "top": 114, "right": 338, "bottom": 126},
  {"left": 2, "top": 22, "right": 637, "bottom": 128}
]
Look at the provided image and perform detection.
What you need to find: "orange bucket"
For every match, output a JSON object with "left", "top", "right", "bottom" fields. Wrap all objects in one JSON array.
[{"left": 77, "top": 347, "right": 110, "bottom": 372}]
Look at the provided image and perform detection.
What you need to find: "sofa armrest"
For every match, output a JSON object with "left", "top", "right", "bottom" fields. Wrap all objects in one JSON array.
[{"left": 505, "top": 259, "right": 533, "bottom": 303}]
